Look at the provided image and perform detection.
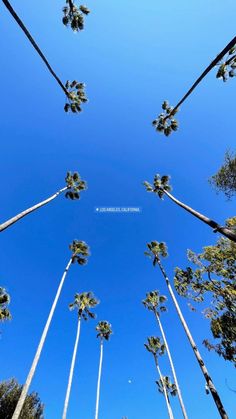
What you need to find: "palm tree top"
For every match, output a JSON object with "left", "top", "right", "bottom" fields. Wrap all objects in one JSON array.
[
  {"left": 142, "top": 290, "right": 167, "bottom": 314},
  {"left": 65, "top": 171, "right": 87, "bottom": 200},
  {"left": 62, "top": 1, "right": 90, "bottom": 33},
  {"left": 143, "top": 174, "right": 171, "bottom": 199},
  {"left": 96, "top": 321, "right": 113, "bottom": 341},
  {"left": 69, "top": 291, "right": 99, "bottom": 320},
  {"left": 145, "top": 241, "right": 168, "bottom": 266},
  {"left": 152, "top": 100, "right": 179, "bottom": 137},
  {"left": 0, "top": 287, "right": 11, "bottom": 322},
  {"left": 69, "top": 240, "right": 90, "bottom": 265},
  {"left": 144, "top": 336, "right": 166, "bottom": 357},
  {"left": 156, "top": 376, "right": 177, "bottom": 397}
]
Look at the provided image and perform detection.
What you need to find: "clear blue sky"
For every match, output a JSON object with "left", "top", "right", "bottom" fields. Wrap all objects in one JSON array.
[{"left": 0, "top": 1, "right": 235, "bottom": 418}]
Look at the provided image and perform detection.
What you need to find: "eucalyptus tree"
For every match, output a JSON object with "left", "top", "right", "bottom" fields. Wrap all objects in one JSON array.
[
  {"left": 0, "top": 287, "right": 11, "bottom": 322},
  {"left": 62, "top": 1, "right": 90, "bottom": 32},
  {"left": 2, "top": 0, "right": 87, "bottom": 112},
  {"left": 143, "top": 291, "right": 187, "bottom": 419},
  {"left": 62, "top": 292, "right": 99, "bottom": 419},
  {"left": 145, "top": 336, "right": 174, "bottom": 419},
  {"left": 210, "top": 151, "right": 236, "bottom": 199},
  {"left": 0, "top": 171, "right": 86, "bottom": 233},
  {"left": 174, "top": 218, "right": 236, "bottom": 365},
  {"left": 152, "top": 37, "right": 236, "bottom": 136},
  {"left": 94, "top": 321, "right": 113, "bottom": 419},
  {"left": 144, "top": 174, "right": 236, "bottom": 243},
  {"left": 12, "top": 240, "right": 90, "bottom": 419},
  {"left": 145, "top": 241, "right": 228, "bottom": 419}
]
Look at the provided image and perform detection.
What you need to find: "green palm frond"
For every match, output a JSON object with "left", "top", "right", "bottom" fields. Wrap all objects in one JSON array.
[
  {"left": 142, "top": 290, "right": 167, "bottom": 315},
  {"left": 69, "top": 291, "right": 99, "bottom": 320},
  {"left": 65, "top": 171, "right": 87, "bottom": 200},
  {"left": 96, "top": 321, "right": 113, "bottom": 341},
  {"left": 69, "top": 240, "right": 90, "bottom": 265}
]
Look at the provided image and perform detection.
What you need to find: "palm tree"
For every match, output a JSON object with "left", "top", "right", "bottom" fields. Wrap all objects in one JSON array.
[
  {"left": 145, "top": 336, "right": 174, "bottom": 419},
  {"left": 94, "top": 321, "right": 112, "bottom": 419},
  {"left": 0, "top": 171, "right": 86, "bottom": 232},
  {"left": 2, "top": 0, "right": 87, "bottom": 113},
  {"left": 62, "top": 291, "right": 99, "bottom": 419},
  {"left": 62, "top": 1, "right": 90, "bottom": 32},
  {"left": 144, "top": 174, "right": 236, "bottom": 243},
  {"left": 0, "top": 287, "right": 11, "bottom": 322},
  {"left": 12, "top": 240, "right": 90, "bottom": 419},
  {"left": 156, "top": 376, "right": 177, "bottom": 401},
  {"left": 143, "top": 291, "right": 188, "bottom": 419},
  {"left": 152, "top": 37, "right": 236, "bottom": 136},
  {"left": 145, "top": 241, "right": 228, "bottom": 419}
]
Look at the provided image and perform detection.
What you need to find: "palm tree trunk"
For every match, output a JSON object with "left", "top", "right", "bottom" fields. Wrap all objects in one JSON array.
[
  {"left": 12, "top": 257, "right": 73, "bottom": 419},
  {"left": 95, "top": 339, "right": 104, "bottom": 419},
  {"left": 2, "top": 0, "right": 69, "bottom": 96},
  {"left": 154, "top": 312, "right": 188, "bottom": 419},
  {"left": 157, "top": 259, "right": 228, "bottom": 419},
  {"left": 0, "top": 186, "right": 67, "bottom": 232},
  {"left": 62, "top": 315, "right": 81, "bottom": 419},
  {"left": 163, "top": 189, "right": 236, "bottom": 243},
  {"left": 165, "top": 36, "right": 236, "bottom": 118},
  {"left": 154, "top": 356, "right": 174, "bottom": 419}
]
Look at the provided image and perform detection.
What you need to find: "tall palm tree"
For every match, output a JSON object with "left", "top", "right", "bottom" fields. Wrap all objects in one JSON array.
[
  {"left": 2, "top": 0, "right": 88, "bottom": 112},
  {"left": 62, "top": 1, "right": 90, "bottom": 32},
  {"left": 145, "top": 336, "right": 174, "bottom": 419},
  {"left": 94, "top": 321, "right": 112, "bottom": 419},
  {"left": 144, "top": 174, "right": 236, "bottom": 243},
  {"left": 12, "top": 240, "right": 90, "bottom": 419},
  {"left": 143, "top": 291, "right": 188, "bottom": 419},
  {"left": 62, "top": 291, "right": 99, "bottom": 419},
  {"left": 145, "top": 241, "right": 228, "bottom": 419},
  {"left": 156, "top": 376, "right": 177, "bottom": 401},
  {"left": 0, "top": 287, "right": 11, "bottom": 322},
  {"left": 0, "top": 171, "right": 86, "bottom": 233},
  {"left": 152, "top": 36, "right": 236, "bottom": 136}
]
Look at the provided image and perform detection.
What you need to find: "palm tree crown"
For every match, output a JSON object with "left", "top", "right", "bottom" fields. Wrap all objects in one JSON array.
[
  {"left": 142, "top": 291, "right": 167, "bottom": 315},
  {"left": 156, "top": 376, "right": 177, "bottom": 397},
  {"left": 96, "top": 321, "right": 113, "bottom": 341},
  {"left": 144, "top": 241, "right": 168, "bottom": 267},
  {"left": 69, "top": 240, "right": 90, "bottom": 265},
  {"left": 144, "top": 174, "right": 171, "bottom": 199},
  {"left": 69, "top": 292, "right": 99, "bottom": 320},
  {"left": 65, "top": 171, "right": 87, "bottom": 200},
  {"left": 144, "top": 336, "right": 166, "bottom": 358},
  {"left": 0, "top": 287, "right": 11, "bottom": 322}
]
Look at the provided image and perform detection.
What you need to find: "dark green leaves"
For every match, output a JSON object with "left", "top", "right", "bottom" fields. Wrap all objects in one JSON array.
[
  {"left": 144, "top": 336, "right": 165, "bottom": 357},
  {"left": 142, "top": 290, "right": 167, "bottom": 315},
  {"left": 62, "top": 1, "right": 90, "bottom": 32},
  {"left": 64, "top": 80, "right": 88, "bottom": 113},
  {"left": 96, "top": 320, "right": 113, "bottom": 341},
  {"left": 210, "top": 151, "right": 236, "bottom": 199},
  {"left": 143, "top": 174, "right": 171, "bottom": 199},
  {"left": 152, "top": 101, "right": 179, "bottom": 136},
  {"left": 156, "top": 376, "right": 177, "bottom": 397},
  {"left": 69, "top": 239, "right": 90, "bottom": 265},
  {"left": 69, "top": 291, "right": 99, "bottom": 321},
  {"left": 145, "top": 241, "right": 168, "bottom": 266},
  {"left": 0, "top": 287, "right": 11, "bottom": 322},
  {"left": 216, "top": 45, "right": 236, "bottom": 82},
  {"left": 65, "top": 171, "right": 87, "bottom": 200}
]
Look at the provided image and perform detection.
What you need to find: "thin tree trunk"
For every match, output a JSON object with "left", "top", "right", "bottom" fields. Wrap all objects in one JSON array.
[
  {"left": 163, "top": 189, "right": 236, "bottom": 243},
  {"left": 62, "top": 316, "right": 82, "bottom": 419},
  {"left": 0, "top": 186, "right": 67, "bottom": 232},
  {"left": 95, "top": 339, "right": 104, "bottom": 419},
  {"left": 12, "top": 258, "right": 73, "bottom": 419},
  {"left": 157, "top": 259, "right": 228, "bottom": 419},
  {"left": 154, "top": 312, "right": 188, "bottom": 419},
  {"left": 165, "top": 36, "right": 236, "bottom": 118},
  {"left": 154, "top": 356, "right": 174, "bottom": 419},
  {"left": 2, "top": 0, "right": 69, "bottom": 96}
]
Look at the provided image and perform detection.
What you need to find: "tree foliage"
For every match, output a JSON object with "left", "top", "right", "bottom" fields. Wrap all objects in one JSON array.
[
  {"left": 62, "top": 1, "right": 90, "bottom": 32},
  {"left": 65, "top": 171, "right": 87, "bottom": 199},
  {"left": 69, "top": 291, "right": 99, "bottom": 320},
  {"left": 144, "top": 336, "right": 166, "bottom": 358},
  {"left": 174, "top": 218, "right": 236, "bottom": 365},
  {"left": 144, "top": 174, "right": 171, "bottom": 199},
  {"left": 64, "top": 81, "right": 88, "bottom": 114},
  {"left": 69, "top": 240, "right": 90, "bottom": 265},
  {"left": 210, "top": 151, "right": 236, "bottom": 199},
  {"left": 156, "top": 376, "right": 177, "bottom": 397},
  {"left": 0, "top": 287, "right": 11, "bottom": 322},
  {"left": 142, "top": 290, "right": 167, "bottom": 315},
  {"left": 96, "top": 321, "right": 113, "bottom": 341},
  {"left": 0, "top": 378, "right": 44, "bottom": 419}
]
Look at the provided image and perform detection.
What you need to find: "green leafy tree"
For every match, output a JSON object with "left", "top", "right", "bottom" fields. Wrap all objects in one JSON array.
[
  {"left": 156, "top": 376, "right": 177, "bottom": 398},
  {"left": 144, "top": 174, "right": 236, "bottom": 243},
  {"left": 0, "top": 378, "right": 43, "bottom": 419},
  {"left": 174, "top": 218, "right": 236, "bottom": 365},
  {"left": 152, "top": 37, "right": 236, "bottom": 136},
  {"left": 210, "top": 151, "right": 236, "bottom": 199},
  {"left": 62, "top": 292, "right": 99, "bottom": 419},
  {"left": 2, "top": 0, "right": 87, "bottom": 111},
  {"left": 145, "top": 336, "right": 174, "bottom": 419},
  {"left": 0, "top": 171, "right": 86, "bottom": 233},
  {"left": 12, "top": 240, "right": 90, "bottom": 419},
  {"left": 145, "top": 241, "right": 228, "bottom": 419},
  {"left": 143, "top": 291, "right": 188, "bottom": 419},
  {"left": 0, "top": 287, "right": 11, "bottom": 322},
  {"left": 62, "top": 1, "right": 90, "bottom": 32},
  {"left": 95, "top": 321, "right": 113, "bottom": 419}
]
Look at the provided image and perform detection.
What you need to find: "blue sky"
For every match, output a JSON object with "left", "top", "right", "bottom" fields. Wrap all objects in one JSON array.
[{"left": 0, "top": 0, "right": 236, "bottom": 418}]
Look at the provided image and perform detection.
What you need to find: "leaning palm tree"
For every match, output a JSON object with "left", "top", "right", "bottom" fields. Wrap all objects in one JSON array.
[
  {"left": 145, "top": 336, "right": 174, "bottom": 419},
  {"left": 94, "top": 321, "right": 113, "bottom": 419},
  {"left": 152, "top": 37, "right": 236, "bottom": 136},
  {"left": 62, "top": 292, "right": 99, "bottom": 419},
  {"left": 0, "top": 287, "right": 11, "bottom": 322},
  {"left": 12, "top": 240, "right": 90, "bottom": 419},
  {"left": 2, "top": 0, "right": 87, "bottom": 113},
  {"left": 144, "top": 174, "right": 236, "bottom": 243},
  {"left": 0, "top": 171, "right": 86, "bottom": 232},
  {"left": 143, "top": 291, "right": 188, "bottom": 419},
  {"left": 145, "top": 241, "right": 228, "bottom": 419}
]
